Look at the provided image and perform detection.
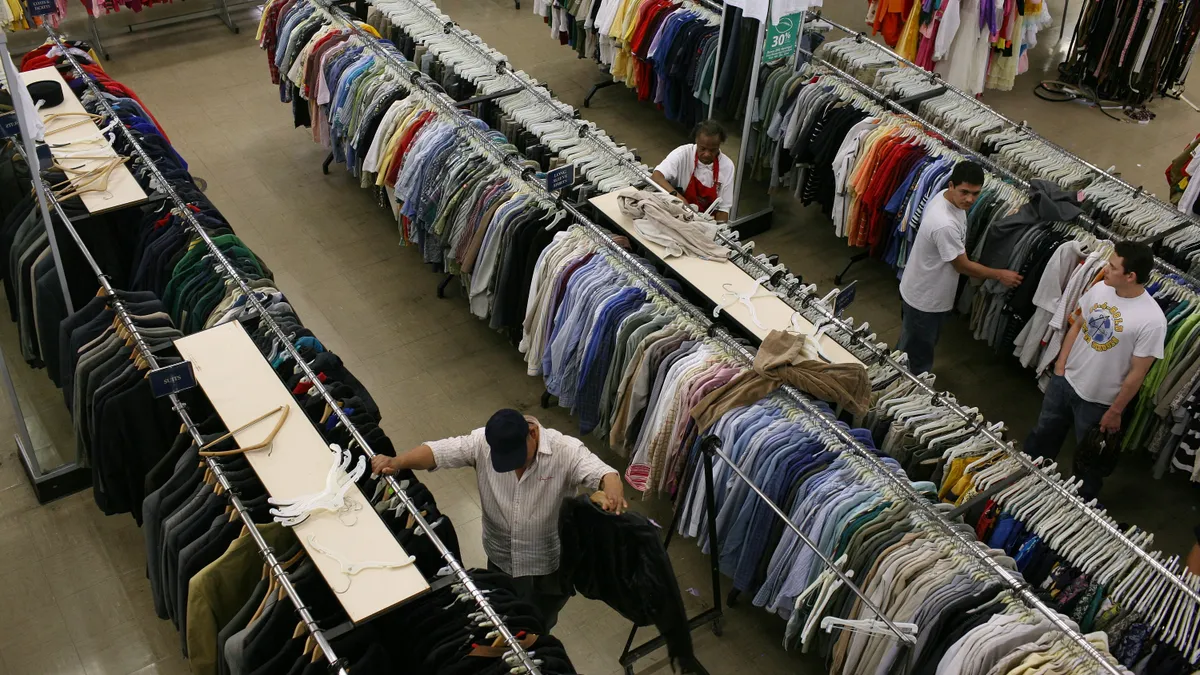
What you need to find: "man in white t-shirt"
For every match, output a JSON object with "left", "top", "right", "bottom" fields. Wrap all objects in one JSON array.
[
  {"left": 1025, "top": 241, "right": 1167, "bottom": 497},
  {"left": 896, "top": 161, "right": 1023, "bottom": 374},
  {"left": 651, "top": 119, "right": 736, "bottom": 222}
]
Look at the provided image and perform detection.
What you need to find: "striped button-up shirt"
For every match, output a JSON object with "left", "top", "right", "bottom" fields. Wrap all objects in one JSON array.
[{"left": 427, "top": 419, "right": 616, "bottom": 577}]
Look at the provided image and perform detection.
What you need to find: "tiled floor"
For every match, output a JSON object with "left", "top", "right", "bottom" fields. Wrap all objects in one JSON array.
[{"left": 0, "top": 1, "right": 1197, "bottom": 673}]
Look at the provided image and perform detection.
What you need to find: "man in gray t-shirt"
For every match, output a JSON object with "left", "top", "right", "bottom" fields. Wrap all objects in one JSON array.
[{"left": 896, "top": 161, "right": 1022, "bottom": 374}]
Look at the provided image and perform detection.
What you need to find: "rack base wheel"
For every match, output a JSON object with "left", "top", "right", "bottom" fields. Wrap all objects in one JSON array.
[
  {"left": 322, "top": 152, "right": 334, "bottom": 175},
  {"left": 436, "top": 274, "right": 454, "bottom": 298},
  {"left": 711, "top": 615, "right": 724, "bottom": 636}
]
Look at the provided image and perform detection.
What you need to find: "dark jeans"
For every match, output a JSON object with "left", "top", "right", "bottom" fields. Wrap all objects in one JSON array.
[
  {"left": 1024, "top": 374, "right": 1110, "bottom": 497},
  {"left": 896, "top": 300, "right": 948, "bottom": 375},
  {"left": 487, "top": 560, "right": 569, "bottom": 631}
]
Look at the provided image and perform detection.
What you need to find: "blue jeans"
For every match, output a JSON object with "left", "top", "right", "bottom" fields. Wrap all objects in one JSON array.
[
  {"left": 1024, "top": 375, "right": 1108, "bottom": 460},
  {"left": 896, "top": 300, "right": 947, "bottom": 375},
  {"left": 1025, "top": 375, "right": 1118, "bottom": 498}
]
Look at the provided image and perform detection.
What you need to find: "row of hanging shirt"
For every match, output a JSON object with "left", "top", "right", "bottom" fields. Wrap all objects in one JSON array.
[
  {"left": 862, "top": 0, "right": 1053, "bottom": 94},
  {"left": 870, "top": 371, "right": 1200, "bottom": 671},
  {"left": 747, "top": 62, "right": 1028, "bottom": 276},
  {"left": 821, "top": 36, "right": 1200, "bottom": 271},
  {"left": 538, "top": 0, "right": 762, "bottom": 123},
  {"left": 361, "top": 0, "right": 649, "bottom": 188}
]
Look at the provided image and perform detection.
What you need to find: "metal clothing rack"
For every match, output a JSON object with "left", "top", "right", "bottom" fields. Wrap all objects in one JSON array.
[
  {"left": 365, "top": 0, "right": 645, "bottom": 186},
  {"left": 311, "top": 7, "right": 1133, "bottom": 671},
  {"left": 708, "top": 51, "right": 1200, "bottom": 620},
  {"left": 328, "top": 0, "right": 1200, "bottom": 645},
  {"left": 580, "top": 0, "right": 724, "bottom": 109},
  {"left": 43, "top": 25, "right": 546, "bottom": 675},
  {"left": 801, "top": 50, "right": 1200, "bottom": 287},
  {"left": 6, "top": 110, "right": 352, "bottom": 672},
  {"left": 807, "top": 11, "right": 1200, "bottom": 241}
]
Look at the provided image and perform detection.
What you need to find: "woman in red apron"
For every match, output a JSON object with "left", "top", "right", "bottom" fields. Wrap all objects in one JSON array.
[{"left": 650, "top": 119, "right": 731, "bottom": 221}]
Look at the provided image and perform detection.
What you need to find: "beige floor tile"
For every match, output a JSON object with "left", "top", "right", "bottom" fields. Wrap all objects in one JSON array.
[
  {"left": 56, "top": 580, "right": 137, "bottom": 646},
  {"left": 73, "top": 621, "right": 158, "bottom": 675},
  {"left": 0, "top": 643, "right": 85, "bottom": 675}
]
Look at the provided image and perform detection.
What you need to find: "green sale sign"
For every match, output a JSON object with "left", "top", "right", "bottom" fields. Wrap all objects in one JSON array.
[{"left": 762, "top": 12, "right": 802, "bottom": 63}]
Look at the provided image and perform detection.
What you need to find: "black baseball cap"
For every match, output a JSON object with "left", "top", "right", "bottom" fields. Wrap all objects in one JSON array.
[{"left": 485, "top": 409, "right": 530, "bottom": 473}]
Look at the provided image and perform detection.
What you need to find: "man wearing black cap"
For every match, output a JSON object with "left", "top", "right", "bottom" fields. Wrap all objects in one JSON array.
[{"left": 370, "top": 408, "right": 625, "bottom": 629}]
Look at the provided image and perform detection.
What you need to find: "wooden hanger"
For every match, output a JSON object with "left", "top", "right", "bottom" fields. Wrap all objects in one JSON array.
[{"left": 199, "top": 405, "right": 290, "bottom": 456}]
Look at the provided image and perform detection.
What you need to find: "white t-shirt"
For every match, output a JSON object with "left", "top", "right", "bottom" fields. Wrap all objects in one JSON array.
[
  {"left": 654, "top": 144, "right": 736, "bottom": 213},
  {"left": 1065, "top": 281, "right": 1167, "bottom": 405},
  {"left": 898, "top": 190, "right": 967, "bottom": 313}
]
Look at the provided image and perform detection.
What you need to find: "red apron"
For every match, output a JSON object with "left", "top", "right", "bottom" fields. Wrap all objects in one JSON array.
[{"left": 682, "top": 152, "right": 720, "bottom": 212}]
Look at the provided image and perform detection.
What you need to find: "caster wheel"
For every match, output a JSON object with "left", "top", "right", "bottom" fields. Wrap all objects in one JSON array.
[{"left": 712, "top": 616, "right": 724, "bottom": 636}]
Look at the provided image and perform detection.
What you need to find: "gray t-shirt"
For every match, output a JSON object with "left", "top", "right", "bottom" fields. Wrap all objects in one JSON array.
[{"left": 899, "top": 190, "right": 968, "bottom": 313}]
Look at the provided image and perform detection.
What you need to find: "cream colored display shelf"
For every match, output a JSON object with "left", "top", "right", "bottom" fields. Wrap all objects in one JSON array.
[{"left": 176, "top": 322, "right": 429, "bottom": 623}]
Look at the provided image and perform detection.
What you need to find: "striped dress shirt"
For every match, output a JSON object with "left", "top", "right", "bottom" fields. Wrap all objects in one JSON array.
[{"left": 426, "top": 419, "right": 616, "bottom": 577}]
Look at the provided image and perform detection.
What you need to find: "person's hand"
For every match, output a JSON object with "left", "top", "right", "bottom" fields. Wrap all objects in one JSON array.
[
  {"left": 600, "top": 474, "right": 628, "bottom": 515},
  {"left": 1054, "top": 361, "right": 1066, "bottom": 377},
  {"left": 1100, "top": 408, "right": 1122, "bottom": 434},
  {"left": 371, "top": 455, "right": 399, "bottom": 476},
  {"left": 995, "top": 269, "right": 1023, "bottom": 288}
]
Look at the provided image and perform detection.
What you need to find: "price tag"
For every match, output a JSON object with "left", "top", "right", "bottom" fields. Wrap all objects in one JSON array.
[
  {"left": 762, "top": 12, "right": 802, "bottom": 63},
  {"left": 834, "top": 280, "right": 857, "bottom": 317},
  {"left": 546, "top": 163, "right": 575, "bottom": 192},
  {"left": 0, "top": 113, "right": 19, "bottom": 138},
  {"left": 148, "top": 361, "right": 198, "bottom": 398}
]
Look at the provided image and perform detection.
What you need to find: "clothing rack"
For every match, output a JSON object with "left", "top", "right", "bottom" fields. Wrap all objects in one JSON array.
[
  {"left": 312, "top": 5, "right": 1135, "bottom": 671},
  {"left": 801, "top": 47, "right": 1200, "bottom": 288},
  {"left": 806, "top": 11, "right": 1200, "bottom": 242},
  {"left": 42, "top": 25, "right": 547, "bottom": 675},
  {"left": 4, "top": 112, "right": 354, "bottom": 673},
  {"left": 702, "top": 49, "right": 1200, "bottom": 621},
  {"left": 356, "top": 0, "right": 1200, "bottom": 642},
  {"left": 368, "top": 0, "right": 648, "bottom": 185}
]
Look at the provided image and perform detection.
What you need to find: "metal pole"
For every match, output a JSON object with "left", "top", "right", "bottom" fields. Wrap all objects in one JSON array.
[
  {"left": 0, "top": 32, "right": 75, "bottom": 318},
  {"left": 729, "top": 16, "right": 765, "bottom": 221}
]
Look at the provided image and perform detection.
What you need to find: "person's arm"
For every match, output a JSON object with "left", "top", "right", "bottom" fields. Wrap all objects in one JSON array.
[
  {"left": 714, "top": 156, "right": 733, "bottom": 223},
  {"left": 651, "top": 170, "right": 683, "bottom": 199},
  {"left": 949, "top": 254, "right": 1023, "bottom": 287},
  {"left": 713, "top": 209, "right": 729, "bottom": 222},
  {"left": 370, "top": 430, "right": 483, "bottom": 475},
  {"left": 1054, "top": 317, "right": 1084, "bottom": 376},
  {"left": 1100, "top": 355, "right": 1156, "bottom": 433},
  {"left": 569, "top": 442, "right": 627, "bottom": 514},
  {"left": 371, "top": 444, "right": 437, "bottom": 475}
]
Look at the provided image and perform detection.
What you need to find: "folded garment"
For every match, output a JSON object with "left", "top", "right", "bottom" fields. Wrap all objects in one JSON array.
[{"left": 617, "top": 190, "right": 730, "bottom": 260}]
